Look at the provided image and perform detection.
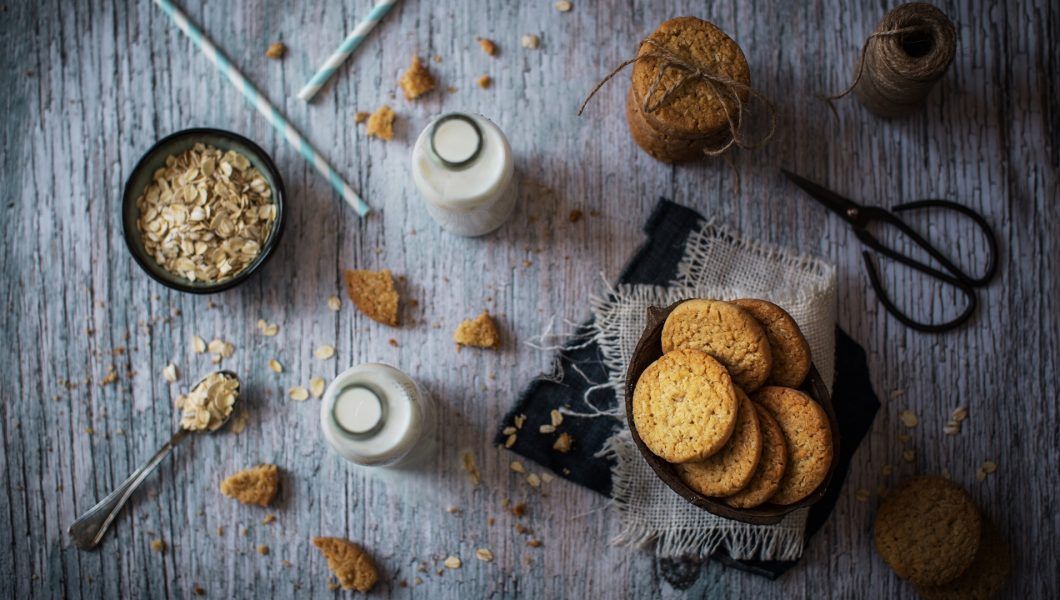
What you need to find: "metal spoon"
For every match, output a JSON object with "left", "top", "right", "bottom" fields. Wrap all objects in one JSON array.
[{"left": 68, "top": 370, "right": 240, "bottom": 550}]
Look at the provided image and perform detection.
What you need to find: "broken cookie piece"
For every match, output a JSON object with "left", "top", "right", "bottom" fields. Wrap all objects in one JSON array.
[
  {"left": 219, "top": 464, "right": 280, "bottom": 507},
  {"left": 312, "top": 537, "right": 379, "bottom": 593},
  {"left": 344, "top": 269, "right": 400, "bottom": 326},
  {"left": 399, "top": 55, "right": 435, "bottom": 100},
  {"left": 453, "top": 310, "right": 500, "bottom": 349},
  {"left": 365, "top": 105, "right": 395, "bottom": 141}
]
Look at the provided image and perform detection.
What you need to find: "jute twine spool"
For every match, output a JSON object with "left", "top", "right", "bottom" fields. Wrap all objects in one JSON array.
[{"left": 826, "top": 3, "right": 956, "bottom": 118}]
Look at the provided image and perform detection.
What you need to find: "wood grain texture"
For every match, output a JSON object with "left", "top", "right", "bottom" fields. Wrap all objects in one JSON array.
[{"left": 1, "top": 0, "right": 1055, "bottom": 598}]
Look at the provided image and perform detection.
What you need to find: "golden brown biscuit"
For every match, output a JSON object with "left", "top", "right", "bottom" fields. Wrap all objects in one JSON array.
[
  {"left": 724, "top": 403, "right": 788, "bottom": 508},
  {"left": 312, "top": 537, "right": 379, "bottom": 592},
  {"left": 630, "top": 17, "right": 750, "bottom": 137},
  {"left": 874, "top": 476, "right": 982, "bottom": 588},
  {"left": 731, "top": 299, "right": 812, "bottom": 388},
  {"left": 632, "top": 349, "right": 738, "bottom": 464},
  {"left": 453, "top": 310, "right": 501, "bottom": 349},
  {"left": 661, "top": 299, "right": 773, "bottom": 392},
  {"left": 674, "top": 388, "right": 762, "bottom": 496},
  {"left": 344, "top": 268, "right": 400, "bottom": 326},
  {"left": 754, "top": 386, "right": 832, "bottom": 505},
  {"left": 399, "top": 55, "right": 435, "bottom": 100},
  {"left": 915, "top": 519, "right": 1010, "bottom": 600},
  {"left": 219, "top": 464, "right": 280, "bottom": 507}
]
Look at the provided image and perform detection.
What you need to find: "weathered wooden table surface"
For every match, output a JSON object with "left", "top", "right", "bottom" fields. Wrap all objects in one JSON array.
[{"left": 2, "top": 0, "right": 1056, "bottom": 597}]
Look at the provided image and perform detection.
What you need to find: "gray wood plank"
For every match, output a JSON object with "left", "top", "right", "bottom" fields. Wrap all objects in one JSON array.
[{"left": 1, "top": 0, "right": 1056, "bottom": 597}]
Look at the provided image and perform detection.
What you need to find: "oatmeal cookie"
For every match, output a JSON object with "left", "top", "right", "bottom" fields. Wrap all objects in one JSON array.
[
  {"left": 661, "top": 299, "right": 773, "bottom": 391},
  {"left": 724, "top": 402, "right": 788, "bottom": 508},
  {"left": 674, "top": 388, "right": 762, "bottom": 496},
  {"left": 731, "top": 299, "right": 811, "bottom": 387},
  {"left": 755, "top": 386, "right": 832, "bottom": 505}
]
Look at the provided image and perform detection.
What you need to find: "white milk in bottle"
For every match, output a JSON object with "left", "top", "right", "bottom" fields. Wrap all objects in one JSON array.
[
  {"left": 410, "top": 113, "right": 516, "bottom": 236},
  {"left": 320, "top": 363, "right": 435, "bottom": 468}
]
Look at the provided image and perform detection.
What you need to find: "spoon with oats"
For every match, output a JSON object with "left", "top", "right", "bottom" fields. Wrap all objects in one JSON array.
[{"left": 69, "top": 370, "right": 241, "bottom": 550}]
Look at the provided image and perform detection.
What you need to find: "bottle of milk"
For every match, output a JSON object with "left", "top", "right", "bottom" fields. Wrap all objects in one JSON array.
[
  {"left": 410, "top": 113, "right": 517, "bottom": 237},
  {"left": 320, "top": 363, "right": 435, "bottom": 468}
]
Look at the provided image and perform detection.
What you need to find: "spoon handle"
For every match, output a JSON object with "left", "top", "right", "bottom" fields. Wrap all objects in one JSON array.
[{"left": 68, "top": 428, "right": 189, "bottom": 550}]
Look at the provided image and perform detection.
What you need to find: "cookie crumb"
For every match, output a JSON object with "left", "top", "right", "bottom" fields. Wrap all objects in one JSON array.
[
  {"left": 899, "top": 409, "right": 918, "bottom": 428},
  {"left": 476, "top": 75, "right": 492, "bottom": 89},
  {"left": 399, "top": 55, "right": 436, "bottom": 100},
  {"left": 150, "top": 538, "right": 166, "bottom": 553},
  {"left": 257, "top": 545, "right": 269, "bottom": 556},
  {"left": 344, "top": 269, "right": 400, "bottom": 326},
  {"left": 354, "top": 111, "right": 370, "bottom": 125},
  {"left": 262, "top": 514, "right": 276, "bottom": 525},
  {"left": 313, "top": 537, "right": 379, "bottom": 592},
  {"left": 554, "top": 0, "right": 572, "bottom": 12},
  {"left": 453, "top": 311, "right": 501, "bottom": 349},
  {"left": 192, "top": 584, "right": 206, "bottom": 596},
  {"left": 521, "top": 34, "right": 540, "bottom": 49},
  {"left": 265, "top": 42, "right": 286, "bottom": 59},
  {"left": 510, "top": 461, "right": 525, "bottom": 473},
  {"left": 477, "top": 38, "right": 497, "bottom": 56},
  {"left": 527, "top": 539, "right": 542, "bottom": 548},
  {"left": 220, "top": 464, "right": 280, "bottom": 507},
  {"left": 365, "top": 105, "right": 396, "bottom": 141},
  {"left": 568, "top": 209, "right": 583, "bottom": 223},
  {"left": 855, "top": 488, "right": 870, "bottom": 502},
  {"left": 461, "top": 451, "right": 481, "bottom": 486},
  {"left": 902, "top": 449, "right": 916, "bottom": 463},
  {"left": 552, "top": 432, "right": 573, "bottom": 453}
]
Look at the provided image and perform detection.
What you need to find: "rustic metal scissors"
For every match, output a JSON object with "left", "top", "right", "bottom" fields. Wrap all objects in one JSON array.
[{"left": 781, "top": 169, "right": 998, "bottom": 333}]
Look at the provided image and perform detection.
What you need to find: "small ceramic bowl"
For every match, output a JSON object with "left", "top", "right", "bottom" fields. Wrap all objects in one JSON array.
[
  {"left": 624, "top": 300, "right": 841, "bottom": 525},
  {"left": 121, "top": 128, "right": 286, "bottom": 294}
]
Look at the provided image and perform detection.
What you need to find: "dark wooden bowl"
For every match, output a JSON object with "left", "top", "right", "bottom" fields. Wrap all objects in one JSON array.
[{"left": 624, "top": 300, "right": 842, "bottom": 525}]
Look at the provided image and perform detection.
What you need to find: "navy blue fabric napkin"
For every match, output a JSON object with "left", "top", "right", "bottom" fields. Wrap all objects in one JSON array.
[{"left": 496, "top": 198, "right": 880, "bottom": 582}]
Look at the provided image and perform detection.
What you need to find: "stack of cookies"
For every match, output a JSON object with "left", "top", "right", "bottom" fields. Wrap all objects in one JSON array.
[
  {"left": 632, "top": 298, "right": 833, "bottom": 508},
  {"left": 625, "top": 17, "right": 751, "bottom": 163},
  {"left": 874, "top": 476, "right": 1011, "bottom": 599}
]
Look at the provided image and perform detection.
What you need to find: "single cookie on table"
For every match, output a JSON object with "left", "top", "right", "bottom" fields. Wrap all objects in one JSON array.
[
  {"left": 219, "top": 464, "right": 280, "bottom": 507},
  {"left": 661, "top": 299, "right": 773, "bottom": 392},
  {"left": 632, "top": 348, "right": 739, "bottom": 464},
  {"left": 724, "top": 402, "right": 789, "bottom": 508},
  {"left": 312, "top": 537, "right": 379, "bottom": 593},
  {"left": 754, "top": 386, "right": 832, "bottom": 505},
  {"left": 674, "top": 388, "right": 762, "bottom": 496},
  {"left": 730, "top": 298, "right": 811, "bottom": 387},
  {"left": 915, "top": 519, "right": 1010, "bottom": 600},
  {"left": 873, "top": 476, "right": 982, "bottom": 588}
]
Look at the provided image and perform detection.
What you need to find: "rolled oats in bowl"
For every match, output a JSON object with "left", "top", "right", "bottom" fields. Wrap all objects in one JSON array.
[{"left": 135, "top": 143, "right": 277, "bottom": 284}]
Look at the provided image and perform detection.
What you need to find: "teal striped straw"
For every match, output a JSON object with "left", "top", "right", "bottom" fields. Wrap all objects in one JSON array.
[
  {"left": 297, "top": 0, "right": 401, "bottom": 102},
  {"left": 152, "top": 0, "right": 370, "bottom": 217}
]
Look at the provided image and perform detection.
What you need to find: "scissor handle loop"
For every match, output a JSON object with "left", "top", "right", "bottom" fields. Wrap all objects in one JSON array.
[{"left": 861, "top": 251, "right": 978, "bottom": 333}]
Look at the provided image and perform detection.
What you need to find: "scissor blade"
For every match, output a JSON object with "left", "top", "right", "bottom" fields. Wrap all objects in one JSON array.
[{"left": 780, "top": 169, "right": 862, "bottom": 222}]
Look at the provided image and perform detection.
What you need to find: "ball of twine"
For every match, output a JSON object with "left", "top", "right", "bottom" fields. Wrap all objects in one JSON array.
[{"left": 826, "top": 3, "right": 956, "bottom": 118}]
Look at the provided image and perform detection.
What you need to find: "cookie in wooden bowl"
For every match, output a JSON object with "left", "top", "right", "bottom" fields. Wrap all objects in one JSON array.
[
  {"left": 674, "top": 388, "right": 763, "bottom": 496},
  {"left": 754, "top": 386, "right": 833, "bottom": 505},
  {"left": 731, "top": 298, "right": 811, "bottom": 387}
]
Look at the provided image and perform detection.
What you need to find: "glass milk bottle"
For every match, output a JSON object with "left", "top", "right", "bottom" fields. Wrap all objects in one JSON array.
[
  {"left": 320, "top": 363, "right": 435, "bottom": 468},
  {"left": 410, "top": 113, "right": 517, "bottom": 236}
]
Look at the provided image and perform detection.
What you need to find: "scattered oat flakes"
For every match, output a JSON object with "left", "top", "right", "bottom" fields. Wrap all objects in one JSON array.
[
  {"left": 527, "top": 539, "right": 542, "bottom": 548},
  {"left": 514, "top": 414, "right": 526, "bottom": 429},
  {"left": 136, "top": 145, "right": 276, "bottom": 283},
  {"left": 443, "top": 556, "right": 462, "bottom": 569},
  {"left": 163, "top": 363, "right": 179, "bottom": 383},
  {"left": 539, "top": 424, "right": 556, "bottom": 434},
  {"left": 289, "top": 386, "right": 309, "bottom": 401},
  {"left": 229, "top": 411, "right": 249, "bottom": 434},
  {"left": 207, "top": 338, "right": 235, "bottom": 358},
  {"left": 258, "top": 545, "right": 269, "bottom": 556},
  {"left": 550, "top": 409, "right": 563, "bottom": 428},
  {"left": 478, "top": 38, "right": 497, "bottom": 56},
  {"left": 899, "top": 409, "right": 918, "bottom": 428},
  {"left": 897, "top": 433, "right": 911, "bottom": 444},
  {"left": 327, "top": 295, "right": 342, "bottom": 311},
  {"left": 902, "top": 449, "right": 916, "bottom": 462},
  {"left": 982, "top": 460, "right": 997, "bottom": 474},
  {"left": 521, "top": 34, "right": 540, "bottom": 49},
  {"left": 268, "top": 359, "right": 283, "bottom": 373},
  {"left": 855, "top": 488, "right": 870, "bottom": 502},
  {"left": 461, "top": 451, "right": 481, "bottom": 486},
  {"left": 366, "top": 105, "right": 396, "bottom": 141},
  {"left": 475, "top": 548, "right": 494, "bottom": 562},
  {"left": 510, "top": 461, "right": 525, "bottom": 473},
  {"left": 446, "top": 506, "right": 461, "bottom": 514},
  {"left": 526, "top": 473, "right": 541, "bottom": 488},
  {"left": 541, "top": 473, "right": 554, "bottom": 484},
  {"left": 553, "top": 432, "right": 573, "bottom": 453},
  {"left": 881, "top": 464, "right": 893, "bottom": 476},
  {"left": 150, "top": 538, "right": 166, "bottom": 553},
  {"left": 476, "top": 74, "right": 492, "bottom": 89},
  {"left": 943, "top": 420, "right": 961, "bottom": 436},
  {"left": 554, "top": 0, "right": 572, "bottom": 12},
  {"left": 975, "top": 468, "right": 987, "bottom": 481},
  {"left": 262, "top": 514, "right": 276, "bottom": 525},
  {"left": 310, "top": 376, "right": 326, "bottom": 398},
  {"left": 504, "top": 433, "right": 517, "bottom": 448},
  {"left": 890, "top": 388, "right": 906, "bottom": 399},
  {"left": 265, "top": 42, "right": 286, "bottom": 59},
  {"left": 100, "top": 368, "right": 118, "bottom": 386},
  {"left": 314, "top": 345, "right": 336, "bottom": 360},
  {"left": 502, "top": 426, "right": 517, "bottom": 435},
  {"left": 354, "top": 111, "right": 370, "bottom": 125},
  {"left": 399, "top": 55, "right": 436, "bottom": 100},
  {"left": 952, "top": 406, "right": 969, "bottom": 421}
]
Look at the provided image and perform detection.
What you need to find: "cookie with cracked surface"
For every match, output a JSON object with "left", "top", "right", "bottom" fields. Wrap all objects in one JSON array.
[
  {"left": 344, "top": 268, "right": 400, "bottom": 326},
  {"left": 916, "top": 519, "right": 1010, "bottom": 600},
  {"left": 724, "top": 402, "right": 788, "bottom": 508},
  {"left": 312, "top": 537, "right": 379, "bottom": 593},
  {"left": 755, "top": 386, "right": 832, "bottom": 505},
  {"left": 731, "top": 298, "right": 811, "bottom": 387},
  {"left": 632, "top": 348, "right": 738, "bottom": 464},
  {"left": 674, "top": 388, "right": 762, "bottom": 496},
  {"left": 661, "top": 299, "right": 773, "bottom": 391},
  {"left": 453, "top": 310, "right": 501, "bottom": 349},
  {"left": 220, "top": 464, "right": 280, "bottom": 507},
  {"left": 874, "top": 476, "right": 982, "bottom": 588}
]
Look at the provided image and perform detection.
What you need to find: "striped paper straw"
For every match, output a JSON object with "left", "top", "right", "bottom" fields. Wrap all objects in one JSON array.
[
  {"left": 152, "top": 0, "right": 370, "bottom": 216},
  {"left": 297, "top": 0, "right": 401, "bottom": 102}
]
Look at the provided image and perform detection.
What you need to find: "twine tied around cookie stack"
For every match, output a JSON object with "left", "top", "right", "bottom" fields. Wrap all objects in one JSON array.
[
  {"left": 824, "top": 3, "right": 957, "bottom": 118},
  {"left": 579, "top": 17, "right": 775, "bottom": 165}
]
